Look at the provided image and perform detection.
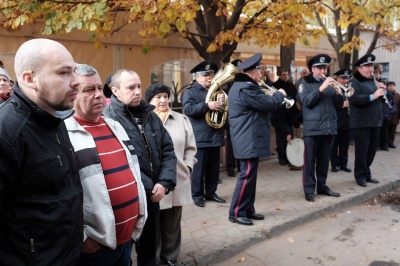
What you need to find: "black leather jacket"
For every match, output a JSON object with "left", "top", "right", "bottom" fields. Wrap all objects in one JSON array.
[
  {"left": 0, "top": 84, "right": 83, "bottom": 265},
  {"left": 104, "top": 96, "right": 177, "bottom": 194}
]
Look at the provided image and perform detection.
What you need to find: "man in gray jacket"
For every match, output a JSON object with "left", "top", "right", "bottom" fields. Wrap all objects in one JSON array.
[{"left": 104, "top": 69, "right": 176, "bottom": 266}]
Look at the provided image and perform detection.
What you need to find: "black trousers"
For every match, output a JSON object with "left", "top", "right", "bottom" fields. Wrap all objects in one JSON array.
[
  {"left": 330, "top": 129, "right": 350, "bottom": 168},
  {"left": 135, "top": 198, "right": 159, "bottom": 266},
  {"left": 191, "top": 147, "right": 220, "bottom": 202},
  {"left": 303, "top": 135, "right": 334, "bottom": 195},
  {"left": 225, "top": 129, "right": 238, "bottom": 173},
  {"left": 229, "top": 158, "right": 259, "bottom": 217},
  {"left": 274, "top": 126, "right": 292, "bottom": 163},
  {"left": 157, "top": 206, "right": 182, "bottom": 263},
  {"left": 388, "top": 124, "right": 398, "bottom": 145},
  {"left": 354, "top": 127, "right": 380, "bottom": 182},
  {"left": 379, "top": 119, "right": 389, "bottom": 148}
]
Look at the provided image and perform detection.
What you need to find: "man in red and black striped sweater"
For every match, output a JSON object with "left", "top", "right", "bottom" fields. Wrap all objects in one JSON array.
[{"left": 65, "top": 63, "right": 147, "bottom": 265}]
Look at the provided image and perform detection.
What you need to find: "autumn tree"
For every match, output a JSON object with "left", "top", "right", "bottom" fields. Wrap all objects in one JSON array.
[
  {"left": 0, "top": 0, "right": 320, "bottom": 63},
  {"left": 313, "top": 0, "right": 400, "bottom": 69}
]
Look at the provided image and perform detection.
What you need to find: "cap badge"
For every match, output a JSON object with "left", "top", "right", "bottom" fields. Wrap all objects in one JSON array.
[
  {"left": 205, "top": 64, "right": 210, "bottom": 70},
  {"left": 367, "top": 57, "right": 372, "bottom": 62},
  {"left": 320, "top": 57, "right": 325, "bottom": 63}
]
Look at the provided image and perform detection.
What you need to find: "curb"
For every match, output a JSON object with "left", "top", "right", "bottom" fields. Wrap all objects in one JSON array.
[{"left": 179, "top": 178, "right": 400, "bottom": 265}]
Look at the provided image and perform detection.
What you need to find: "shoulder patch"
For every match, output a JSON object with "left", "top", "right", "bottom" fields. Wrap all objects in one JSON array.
[{"left": 298, "top": 84, "right": 304, "bottom": 93}]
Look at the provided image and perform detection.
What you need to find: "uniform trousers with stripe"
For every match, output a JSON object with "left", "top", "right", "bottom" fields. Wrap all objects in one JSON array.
[
  {"left": 191, "top": 147, "right": 221, "bottom": 202},
  {"left": 303, "top": 135, "right": 334, "bottom": 195},
  {"left": 229, "top": 158, "right": 259, "bottom": 217},
  {"left": 354, "top": 127, "right": 380, "bottom": 182}
]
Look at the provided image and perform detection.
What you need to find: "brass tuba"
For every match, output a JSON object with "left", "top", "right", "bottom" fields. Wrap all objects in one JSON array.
[{"left": 205, "top": 63, "right": 238, "bottom": 129}]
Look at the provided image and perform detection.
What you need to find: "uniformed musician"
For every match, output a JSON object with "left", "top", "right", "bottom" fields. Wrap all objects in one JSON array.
[
  {"left": 330, "top": 68, "right": 352, "bottom": 173},
  {"left": 182, "top": 61, "right": 226, "bottom": 208},
  {"left": 297, "top": 54, "right": 344, "bottom": 202},
  {"left": 228, "top": 53, "right": 285, "bottom": 225},
  {"left": 348, "top": 54, "right": 382, "bottom": 187}
]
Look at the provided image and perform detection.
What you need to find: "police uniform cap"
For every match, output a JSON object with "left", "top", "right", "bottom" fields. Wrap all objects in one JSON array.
[
  {"left": 230, "top": 59, "right": 242, "bottom": 67},
  {"left": 387, "top": 81, "right": 396, "bottom": 86},
  {"left": 333, "top": 68, "right": 352, "bottom": 78},
  {"left": 354, "top": 54, "right": 375, "bottom": 67},
  {"left": 307, "top": 54, "right": 331, "bottom": 67},
  {"left": 190, "top": 60, "right": 218, "bottom": 75},
  {"left": 237, "top": 53, "right": 262, "bottom": 72}
]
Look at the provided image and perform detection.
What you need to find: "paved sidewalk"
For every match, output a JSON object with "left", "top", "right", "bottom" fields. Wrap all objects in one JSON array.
[{"left": 177, "top": 140, "right": 400, "bottom": 265}]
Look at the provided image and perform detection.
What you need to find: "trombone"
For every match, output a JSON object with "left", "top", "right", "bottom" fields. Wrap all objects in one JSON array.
[{"left": 321, "top": 74, "right": 354, "bottom": 97}]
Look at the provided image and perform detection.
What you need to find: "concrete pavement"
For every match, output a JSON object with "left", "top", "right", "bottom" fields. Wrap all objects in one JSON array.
[{"left": 177, "top": 139, "right": 400, "bottom": 265}]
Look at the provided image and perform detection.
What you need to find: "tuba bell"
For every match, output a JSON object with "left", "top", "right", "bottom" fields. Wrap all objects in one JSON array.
[{"left": 205, "top": 63, "right": 238, "bottom": 129}]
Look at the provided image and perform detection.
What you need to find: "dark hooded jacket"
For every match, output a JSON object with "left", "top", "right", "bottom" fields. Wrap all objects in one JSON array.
[
  {"left": 228, "top": 73, "right": 284, "bottom": 159},
  {"left": 103, "top": 95, "right": 177, "bottom": 194},
  {"left": 0, "top": 84, "right": 83, "bottom": 265}
]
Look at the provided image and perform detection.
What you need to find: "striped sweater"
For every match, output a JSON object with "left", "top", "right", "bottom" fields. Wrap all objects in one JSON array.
[{"left": 65, "top": 116, "right": 147, "bottom": 249}]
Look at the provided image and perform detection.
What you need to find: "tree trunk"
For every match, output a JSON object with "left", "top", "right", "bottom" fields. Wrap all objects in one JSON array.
[{"left": 280, "top": 43, "right": 295, "bottom": 80}]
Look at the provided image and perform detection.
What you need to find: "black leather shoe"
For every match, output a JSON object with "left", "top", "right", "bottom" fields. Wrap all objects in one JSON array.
[
  {"left": 317, "top": 189, "right": 340, "bottom": 197},
  {"left": 229, "top": 216, "right": 253, "bottom": 226},
  {"left": 366, "top": 178, "right": 379, "bottom": 184},
  {"left": 340, "top": 166, "right": 352, "bottom": 172},
  {"left": 247, "top": 213, "right": 265, "bottom": 220},
  {"left": 206, "top": 195, "right": 226, "bottom": 203},
  {"left": 227, "top": 171, "right": 236, "bottom": 177},
  {"left": 305, "top": 194, "right": 315, "bottom": 202},
  {"left": 165, "top": 260, "right": 177, "bottom": 266},
  {"left": 356, "top": 180, "right": 367, "bottom": 187},
  {"left": 331, "top": 166, "right": 340, "bottom": 172},
  {"left": 381, "top": 146, "right": 389, "bottom": 151},
  {"left": 389, "top": 143, "right": 396, "bottom": 148},
  {"left": 194, "top": 200, "right": 204, "bottom": 207}
]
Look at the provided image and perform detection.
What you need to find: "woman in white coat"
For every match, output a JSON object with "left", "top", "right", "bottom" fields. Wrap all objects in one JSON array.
[{"left": 145, "top": 83, "right": 197, "bottom": 266}]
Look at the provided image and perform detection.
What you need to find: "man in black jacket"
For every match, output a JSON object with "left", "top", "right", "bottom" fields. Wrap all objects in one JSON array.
[
  {"left": 103, "top": 69, "right": 177, "bottom": 266},
  {"left": 349, "top": 54, "right": 382, "bottom": 187},
  {"left": 0, "top": 38, "right": 83, "bottom": 265},
  {"left": 330, "top": 68, "right": 352, "bottom": 173},
  {"left": 272, "top": 69, "right": 299, "bottom": 165},
  {"left": 297, "top": 54, "right": 344, "bottom": 202}
]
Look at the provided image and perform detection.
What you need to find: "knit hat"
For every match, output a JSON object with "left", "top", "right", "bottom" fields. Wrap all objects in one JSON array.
[
  {"left": 145, "top": 83, "right": 171, "bottom": 102},
  {"left": 0, "top": 68, "right": 12, "bottom": 82}
]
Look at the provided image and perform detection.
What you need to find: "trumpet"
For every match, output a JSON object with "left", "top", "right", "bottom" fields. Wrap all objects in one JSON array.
[
  {"left": 321, "top": 74, "right": 354, "bottom": 97},
  {"left": 371, "top": 72, "right": 393, "bottom": 110},
  {"left": 259, "top": 81, "right": 295, "bottom": 108}
]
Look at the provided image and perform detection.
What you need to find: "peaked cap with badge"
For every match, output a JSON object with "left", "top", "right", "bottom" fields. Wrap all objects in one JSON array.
[
  {"left": 190, "top": 60, "right": 219, "bottom": 75},
  {"left": 237, "top": 53, "right": 262, "bottom": 72},
  {"left": 354, "top": 54, "right": 376, "bottom": 67},
  {"left": 333, "top": 68, "right": 352, "bottom": 78},
  {"left": 307, "top": 54, "right": 331, "bottom": 67}
]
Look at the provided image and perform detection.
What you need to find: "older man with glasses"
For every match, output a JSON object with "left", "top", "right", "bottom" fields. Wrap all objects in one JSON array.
[
  {"left": 182, "top": 61, "right": 226, "bottom": 208},
  {"left": 297, "top": 54, "right": 344, "bottom": 202}
]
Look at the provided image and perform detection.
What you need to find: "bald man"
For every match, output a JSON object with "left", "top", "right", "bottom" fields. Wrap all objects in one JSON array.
[{"left": 0, "top": 39, "right": 83, "bottom": 265}]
